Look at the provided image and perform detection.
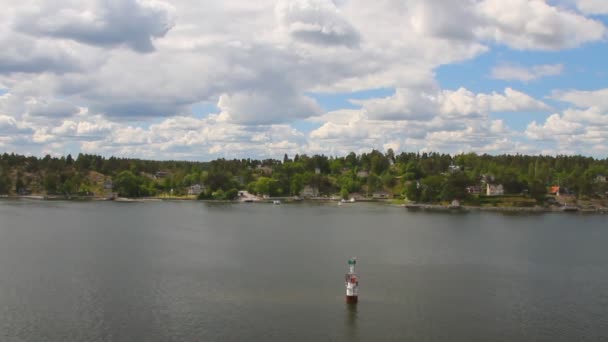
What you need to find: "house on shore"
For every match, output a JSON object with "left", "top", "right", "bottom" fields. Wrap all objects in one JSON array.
[
  {"left": 187, "top": 184, "right": 205, "bottom": 196},
  {"left": 466, "top": 185, "right": 482, "bottom": 195},
  {"left": 486, "top": 184, "right": 504, "bottom": 196},
  {"left": 300, "top": 185, "right": 319, "bottom": 198},
  {"left": 155, "top": 171, "right": 170, "bottom": 179},
  {"left": 549, "top": 186, "right": 561, "bottom": 196},
  {"left": 372, "top": 190, "right": 391, "bottom": 199}
]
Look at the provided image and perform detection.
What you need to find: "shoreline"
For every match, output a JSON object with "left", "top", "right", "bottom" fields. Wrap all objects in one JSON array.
[
  {"left": 402, "top": 203, "right": 608, "bottom": 213},
  {"left": 1, "top": 194, "right": 607, "bottom": 213}
]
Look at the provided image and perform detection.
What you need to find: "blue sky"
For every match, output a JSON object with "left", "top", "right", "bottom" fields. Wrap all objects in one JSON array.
[
  {"left": 1, "top": 0, "right": 607, "bottom": 160},
  {"left": 439, "top": 42, "right": 608, "bottom": 132},
  {"left": 438, "top": 44, "right": 608, "bottom": 93}
]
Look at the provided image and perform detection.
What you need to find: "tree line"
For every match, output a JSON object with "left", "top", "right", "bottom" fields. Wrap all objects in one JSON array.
[{"left": 1, "top": 151, "right": 607, "bottom": 202}]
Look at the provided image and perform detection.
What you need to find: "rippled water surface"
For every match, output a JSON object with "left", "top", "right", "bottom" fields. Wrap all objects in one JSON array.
[{"left": 1, "top": 200, "right": 607, "bottom": 341}]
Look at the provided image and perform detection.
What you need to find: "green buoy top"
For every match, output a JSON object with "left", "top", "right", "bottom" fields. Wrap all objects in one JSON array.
[{"left": 348, "top": 258, "right": 357, "bottom": 265}]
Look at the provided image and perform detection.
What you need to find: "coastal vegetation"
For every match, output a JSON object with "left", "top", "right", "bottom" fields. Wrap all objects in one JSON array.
[{"left": 0, "top": 151, "right": 607, "bottom": 207}]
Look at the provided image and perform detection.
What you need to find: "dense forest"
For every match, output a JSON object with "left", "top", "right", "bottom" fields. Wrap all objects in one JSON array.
[{"left": 1, "top": 151, "right": 607, "bottom": 203}]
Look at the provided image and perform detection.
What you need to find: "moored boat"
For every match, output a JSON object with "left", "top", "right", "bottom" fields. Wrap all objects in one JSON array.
[{"left": 562, "top": 204, "right": 579, "bottom": 212}]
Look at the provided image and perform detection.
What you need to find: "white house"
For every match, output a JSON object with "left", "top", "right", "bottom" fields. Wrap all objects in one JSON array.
[
  {"left": 187, "top": 184, "right": 205, "bottom": 196},
  {"left": 356, "top": 170, "right": 369, "bottom": 178},
  {"left": 372, "top": 191, "right": 391, "bottom": 199},
  {"left": 300, "top": 185, "right": 319, "bottom": 198},
  {"left": 486, "top": 184, "right": 504, "bottom": 196}
]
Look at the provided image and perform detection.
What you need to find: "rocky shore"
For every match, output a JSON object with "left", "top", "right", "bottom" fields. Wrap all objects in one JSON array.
[{"left": 403, "top": 203, "right": 608, "bottom": 213}]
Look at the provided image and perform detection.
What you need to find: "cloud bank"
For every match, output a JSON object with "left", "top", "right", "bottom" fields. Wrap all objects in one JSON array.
[{"left": 0, "top": 0, "right": 606, "bottom": 159}]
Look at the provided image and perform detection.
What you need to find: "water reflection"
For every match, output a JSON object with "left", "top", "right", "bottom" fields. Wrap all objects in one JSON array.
[{"left": 345, "top": 303, "right": 358, "bottom": 340}]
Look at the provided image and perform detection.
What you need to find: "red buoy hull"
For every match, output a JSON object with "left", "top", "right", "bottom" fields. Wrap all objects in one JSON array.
[{"left": 345, "top": 295, "right": 358, "bottom": 304}]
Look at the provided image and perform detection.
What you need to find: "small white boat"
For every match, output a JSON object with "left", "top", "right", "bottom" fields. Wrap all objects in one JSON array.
[
  {"left": 273, "top": 200, "right": 281, "bottom": 205},
  {"left": 562, "top": 204, "right": 579, "bottom": 212}
]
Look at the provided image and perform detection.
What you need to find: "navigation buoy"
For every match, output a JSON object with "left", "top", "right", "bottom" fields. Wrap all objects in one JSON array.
[{"left": 345, "top": 257, "right": 359, "bottom": 304}]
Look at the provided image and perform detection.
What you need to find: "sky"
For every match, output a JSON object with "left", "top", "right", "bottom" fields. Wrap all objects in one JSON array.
[{"left": 0, "top": 0, "right": 607, "bottom": 160}]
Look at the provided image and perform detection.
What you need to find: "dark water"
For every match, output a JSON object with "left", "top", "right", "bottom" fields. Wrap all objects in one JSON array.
[{"left": 0, "top": 200, "right": 607, "bottom": 341}]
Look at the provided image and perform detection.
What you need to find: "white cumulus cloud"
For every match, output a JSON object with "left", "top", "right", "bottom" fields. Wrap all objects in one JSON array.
[
  {"left": 576, "top": 0, "right": 608, "bottom": 15},
  {"left": 217, "top": 90, "right": 321, "bottom": 125},
  {"left": 354, "top": 87, "right": 549, "bottom": 121},
  {"left": 15, "top": 0, "right": 176, "bottom": 52},
  {"left": 552, "top": 88, "right": 608, "bottom": 111},
  {"left": 475, "top": 0, "right": 606, "bottom": 50},
  {"left": 275, "top": 0, "right": 360, "bottom": 47}
]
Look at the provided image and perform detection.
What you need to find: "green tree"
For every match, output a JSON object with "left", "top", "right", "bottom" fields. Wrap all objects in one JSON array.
[
  {"left": 381, "top": 173, "right": 395, "bottom": 188},
  {"left": 404, "top": 181, "right": 420, "bottom": 202},
  {"left": 212, "top": 189, "right": 225, "bottom": 200},
  {"left": 340, "top": 187, "right": 349, "bottom": 200},
  {"left": 527, "top": 179, "right": 546, "bottom": 202},
  {"left": 329, "top": 159, "right": 344, "bottom": 175},
  {"left": 366, "top": 173, "right": 382, "bottom": 196},
  {"left": 206, "top": 171, "right": 237, "bottom": 191},
  {"left": 370, "top": 151, "right": 389, "bottom": 175},
  {"left": 345, "top": 152, "right": 358, "bottom": 168},
  {"left": 60, "top": 175, "right": 81, "bottom": 195},
  {"left": 420, "top": 175, "right": 445, "bottom": 203},
  {"left": 404, "top": 161, "right": 421, "bottom": 180},
  {"left": 114, "top": 171, "right": 141, "bottom": 197},
  {"left": 290, "top": 174, "right": 304, "bottom": 196},
  {"left": 337, "top": 174, "right": 359, "bottom": 193},
  {"left": 0, "top": 171, "right": 11, "bottom": 194},
  {"left": 253, "top": 177, "right": 278, "bottom": 196},
  {"left": 441, "top": 172, "right": 469, "bottom": 201},
  {"left": 44, "top": 173, "right": 59, "bottom": 194},
  {"left": 15, "top": 176, "right": 25, "bottom": 193},
  {"left": 226, "top": 188, "right": 239, "bottom": 200},
  {"left": 498, "top": 169, "right": 526, "bottom": 194},
  {"left": 197, "top": 190, "right": 213, "bottom": 200}
]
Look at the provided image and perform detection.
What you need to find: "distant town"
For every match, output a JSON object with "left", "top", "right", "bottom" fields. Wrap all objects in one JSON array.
[{"left": 0, "top": 151, "right": 607, "bottom": 211}]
